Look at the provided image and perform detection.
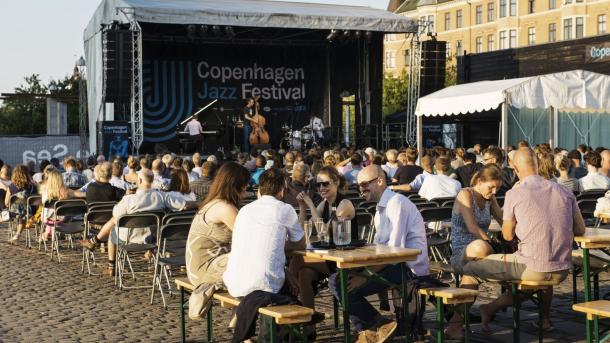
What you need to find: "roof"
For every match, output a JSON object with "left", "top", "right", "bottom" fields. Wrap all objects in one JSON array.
[
  {"left": 84, "top": 0, "right": 418, "bottom": 40},
  {"left": 415, "top": 70, "right": 610, "bottom": 117}
]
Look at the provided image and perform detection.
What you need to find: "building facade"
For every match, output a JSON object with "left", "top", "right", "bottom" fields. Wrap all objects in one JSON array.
[{"left": 384, "top": 0, "right": 610, "bottom": 76}]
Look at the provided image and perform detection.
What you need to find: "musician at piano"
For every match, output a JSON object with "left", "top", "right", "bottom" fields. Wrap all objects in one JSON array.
[
  {"left": 303, "top": 113, "right": 324, "bottom": 140},
  {"left": 184, "top": 115, "right": 205, "bottom": 153},
  {"left": 242, "top": 97, "right": 256, "bottom": 152}
]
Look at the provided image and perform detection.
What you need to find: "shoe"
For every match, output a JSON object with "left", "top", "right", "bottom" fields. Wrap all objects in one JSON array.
[
  {"left": 353, "top": 329, "right": 377, "bottom": 343},
  {"left": 9, "top": 234, "right": 20, "bottom": 243},
  {"left": 80, "top": 239, "right": 96, "bottom": 251},
  {"left": 376, "top": 320, "right": 398, "bottom": 343},
  {"left": 102, "top": 266, "right": 115, "bottom": 277}
]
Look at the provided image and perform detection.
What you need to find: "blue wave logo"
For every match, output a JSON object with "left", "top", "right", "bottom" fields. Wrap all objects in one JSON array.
[{"left": 143, "top": 60, "right": 194, "bottom": 143}]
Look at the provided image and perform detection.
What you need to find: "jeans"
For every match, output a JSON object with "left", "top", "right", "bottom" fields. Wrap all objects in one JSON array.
[
  {"left": 328, "top": 264, "right": 404, "bottom": 332},
  {"left": 243, "top": 125, "right": 250, "bottom": 153}
]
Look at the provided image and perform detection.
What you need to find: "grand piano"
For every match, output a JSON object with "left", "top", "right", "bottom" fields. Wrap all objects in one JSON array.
[{"left": 175, "top": 99, "right": 229, "bottom": 154}]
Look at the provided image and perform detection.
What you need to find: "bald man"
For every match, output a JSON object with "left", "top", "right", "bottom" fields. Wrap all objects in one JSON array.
[
  {"left": 600, "top": 150, "right": 610, "bottom": 178},
  {"left": 327, "top": 165, "right": 429, "bottom": 342},
  {"left": 460, "top": 148, "right": 586, "bottom": 331}
]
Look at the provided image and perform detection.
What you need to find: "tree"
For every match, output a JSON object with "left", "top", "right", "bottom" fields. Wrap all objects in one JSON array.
[
  {"left": 382, "top": 69, "right": 410, "bottom": 118},
  {"left": 0, "top": 73, "right": 79, "bottom": 135}
]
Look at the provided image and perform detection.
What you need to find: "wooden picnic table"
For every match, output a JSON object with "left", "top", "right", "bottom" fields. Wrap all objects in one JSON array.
[
  {"left": 294, "top": 244, "right": 421, "bottom": 343},
  {"left": 574, "top": 227, "right": 610, "bottom": 342}
]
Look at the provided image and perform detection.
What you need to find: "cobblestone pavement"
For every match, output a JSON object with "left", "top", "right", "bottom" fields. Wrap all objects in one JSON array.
[{"left": 0, "top": 233, "right": 607, "bottom": 342}]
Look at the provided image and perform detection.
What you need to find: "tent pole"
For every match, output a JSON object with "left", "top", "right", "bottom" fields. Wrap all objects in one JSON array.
[
  {"left": 549, "top": 106, "right": 558, "bottom": 148},
  {"left": 501, "top": 101, "right": 508, "bottom": 149},
  {"left": 416, "top": 115, "right": 423, "bottom": 153}
]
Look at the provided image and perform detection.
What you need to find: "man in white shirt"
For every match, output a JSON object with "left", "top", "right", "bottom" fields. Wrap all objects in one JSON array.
[
  {"left": 303, "top": 113, "right": 325, "bottom": 145},
  {"left": 185, "top": 116, "right": 204, "bottom": 153},
  {"left": 579, "top": 151, "right": 610, "bottom": 191},
  {"left": 151, "top": 159, "right": 170, "bottom": 191},
  {"left": 328, "top": 165, "right": 429, "bottom": 343},
  {"left": 223, "top": 168, "right": 305, "bottom": 342},
  {"left": 419, "top": 156, "right": 462, "bottom": 201},
  {"left": 381, "top": 149, "right": 399, "bottom": 179},
  {"left": 391, "top": 155, "right": 434, "bottom": 192}
]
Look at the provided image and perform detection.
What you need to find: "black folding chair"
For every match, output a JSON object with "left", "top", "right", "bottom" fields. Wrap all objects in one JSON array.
[
  {"left": 115, "top": 212, "right": 163, "bottom": 290},
  {"left": 162, "top": 210, "right": 196, "bottom": 226},
  {"left": 50, "top": 199, "right": 88, "bottom": 263},
  {"left": 82, "top": 205, "right": 115, "bottom": 275},
  {"left": 420, "top": 207, "right": 454, "bottom": 264},
  {"left": 150, "top": 222, "right": 191, "bottom": 308},
  {"left": 415, "top": 202, "right": 438, "bottom": 211},
  {"left": 430, "top": 197, "right": 456, "bottom": 207},
  {"left": 578, "top": 199, "right": 599, "bottom": 227},
  {"left": 25, "top": 195, "right": 42, "bottom": 249},
  {"left": 577, "top": 189, "right": 606, "bottom": 201}
]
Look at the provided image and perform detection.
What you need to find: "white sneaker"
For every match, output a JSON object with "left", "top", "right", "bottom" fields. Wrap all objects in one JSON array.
[{"left": 9, "top": 234, "right": 20, "bottom": 243}]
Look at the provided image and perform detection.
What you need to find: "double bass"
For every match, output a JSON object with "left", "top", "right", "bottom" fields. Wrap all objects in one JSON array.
[{"left": 248, "top": 96, "right": 270, "bottom": 145}]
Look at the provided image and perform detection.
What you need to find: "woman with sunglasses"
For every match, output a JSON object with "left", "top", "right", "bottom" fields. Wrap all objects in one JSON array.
[{"left": 291, "top": 166, "right": 356, "bottom": 339}]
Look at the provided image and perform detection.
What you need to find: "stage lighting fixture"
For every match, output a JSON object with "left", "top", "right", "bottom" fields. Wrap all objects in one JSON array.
[
  {"left": 326, "top": 29, "right": 340, "bottom": 42},
  {"left": 365, "top": 31, "right": 373, "bottom": 42},
  {"left": 199, "top": 25, "right": 209, "bottom": 37},
  {"left": 225, "top": 26, "right": 235, "bottom": 39},
  {"left": 354, "top": 31, "right": 362, "bottom": 39},
  {"left": 186, "top": 24, "right": 197, "bottom": 39},
  {"left": 212, "top": 25, "right": 222, "bottom": 36}
]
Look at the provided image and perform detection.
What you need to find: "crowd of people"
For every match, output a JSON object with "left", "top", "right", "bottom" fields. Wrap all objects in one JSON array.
[{"left": 1, "top": 140, "right": 609, "bottom": 342}]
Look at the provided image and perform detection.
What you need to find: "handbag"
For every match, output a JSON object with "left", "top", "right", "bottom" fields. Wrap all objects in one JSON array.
[{"left": 486, "top": 236, "right": 519, "bottom": 254}]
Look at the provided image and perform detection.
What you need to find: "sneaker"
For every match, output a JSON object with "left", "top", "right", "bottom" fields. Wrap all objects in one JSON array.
[
  {"left": 80, "top": 239, "right": 96, "bottom": 251},
  {"left": 376, "top": 320, "right": 398, "bottom": 343},
  {"left": 353, "top": 329, "right": 377, "bottom": 343},
  {"left": 9, "top": 234, "right": 20, "bottom": 243}
]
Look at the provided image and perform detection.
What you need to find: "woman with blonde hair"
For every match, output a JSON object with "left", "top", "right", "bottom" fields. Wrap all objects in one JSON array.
[
  {"left": 1, "top": 165, "right": 37, "bottom": 242},
  {"left": 39, "top": 169, "right": 78, "bottom": 242},
  {"left": 123, "top": 156, "right": 139, "bottom": 185},
  {"left": 537, "top": 153, "right": 557, "bottom": 180}
]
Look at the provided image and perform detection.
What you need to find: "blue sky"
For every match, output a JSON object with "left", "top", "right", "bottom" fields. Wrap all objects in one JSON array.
[{"left": 0, "top": 0, "right": 389, "bottom": 94}]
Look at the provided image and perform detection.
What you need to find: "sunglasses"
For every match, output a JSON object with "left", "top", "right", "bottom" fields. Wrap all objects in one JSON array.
[
  {"left": 358, "top": 175, "right": 380, "bottom": 189},
  {"left": 316, "top": 181, "right": 331, "bottom": 188}
]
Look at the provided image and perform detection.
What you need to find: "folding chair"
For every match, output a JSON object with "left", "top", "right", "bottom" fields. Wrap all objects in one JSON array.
[
  {"left": 25, "top": 195, "right": 42, "bottom": 249},
  {"left": 430, "top": 197, "right": 456, "bottom": 207},
  {"left": 115, "top": 212, "right": 162, "bottom": 290},
  {"left": 50, "top": 199, "right": 88, "bottom": 263},
  {"left": 577, "top": 189, "right": 606, "bottom": 201},
  {"left": 416, "top": 202, "right": 438, "bottom": 211},
  {"left": 420, "top": 207, "right": 453, "bottom": 265},
  {"left": 162, "top": 210, "right": 196, "bottom": 226},
  {"left": 82, "top": 204, "right": 115, "bottom": 275},
  {"left": 578, "top": 199, "right": 599, "bottom": 227},
  {"left": 150, "top": 222, "right": 191, "bottom": 308},
  {"left": 7, "top": 194, "right": 32, "bottom": 246}
]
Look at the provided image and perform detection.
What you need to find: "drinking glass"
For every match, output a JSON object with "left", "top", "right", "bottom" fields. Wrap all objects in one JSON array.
[
  {"left": 359, "top": 224, "right": 371, "bottom": 242},
  {"left": 333, "top": 220, "right": 351, "bottom": 246},
  {"left": 314, "top": 218, "right": 327, "bottom": 244},
  {"left": 303, "top": 220, "right": 313, "bottom": 248}
]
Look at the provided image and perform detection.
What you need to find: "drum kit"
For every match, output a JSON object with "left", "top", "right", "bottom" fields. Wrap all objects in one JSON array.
[{"left": 281, "top": 124, "right": 315, "bottom": 151}]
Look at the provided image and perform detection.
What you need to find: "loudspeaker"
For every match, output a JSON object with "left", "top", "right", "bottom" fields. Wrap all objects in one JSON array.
[
  {"left": 420, "top": 40, "right": 447, "bottom": 97},
  {"left": 103, "top": 29, "right": 133, "bottom": 103}
]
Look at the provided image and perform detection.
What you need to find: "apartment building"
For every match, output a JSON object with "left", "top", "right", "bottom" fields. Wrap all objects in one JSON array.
[{"left": 384, "top": 0, "right": 610, "bottom": 75}]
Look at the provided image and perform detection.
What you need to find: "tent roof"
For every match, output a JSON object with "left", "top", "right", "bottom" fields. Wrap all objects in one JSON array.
[
  {"left": 84, "top": 0, "right": 418, "bottom": 41},
  {"left": 415, "top": 70, "right": 610, "bottom": 117}
]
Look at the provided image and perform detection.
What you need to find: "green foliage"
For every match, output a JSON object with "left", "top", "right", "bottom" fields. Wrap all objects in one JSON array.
[
  {"left": 382, "top": 69, "right": 410, "bottom": 119},
  {"left": 445, "top": 62, "right": 457, "bottom": 87},
  {"left": 0, "top": 73, "right": 80, "bottom": 135}
]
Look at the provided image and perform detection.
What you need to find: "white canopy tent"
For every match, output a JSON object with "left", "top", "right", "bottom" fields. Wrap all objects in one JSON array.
[{"left": 415, "top": 70, "right": 610, "bottom": 149}]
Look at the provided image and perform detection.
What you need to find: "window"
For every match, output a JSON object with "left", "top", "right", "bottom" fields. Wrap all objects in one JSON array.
[
  {"left": 500, "top": 30, "right": 507, "bottom": 49},
  {"left": 563, "top": 18, "right": 572, "bottom": 40},
  {"left": 476, "top": 36, "right": 483, "bottom": 52},
  {"left": 528, "top": 27, "right": 536, "bottom": 45},
  {"left": 576, "top": 17, "right": 584, "bottom": 38},
  {"left": 456, "top": 40, "right": 463, "bottom": 56},
  {"left": 456, "top": 10, "right": 463, "bottom": 28},
  {"left": 385, "top": 51, "right": 396, "bottom": 68},
  {"left": 549, "top": 23, "right": 556, "bottom": 42},
  {"left": 446, "top": 42, "right": 452, "bottom": 57},
  {"left": 476, "top": 5, "right": 483, "bottom": 24},
  {"left": 488, "top": 3, "right": 495, "bottom": 21},
  {"left": 500, "top": 0, "right": 507, "bottom": 17},
  {"left": 444, "top": 12, "right": 451, "bottom": 30},
  {"left": 565, "top": 0, "right": 573, "bottom": 4},
  {"left": 549, "top": 0, "right": 556, "bottom": 9},
  {"left": 509, "top": 29, "right": 517, "bottom": 47},
  {"left": 384, "top": 34, "right": 397, "bottom": 41},
  {"left": 428, "top": 15, "right": 435, "bottom": 32},
  {"left": 599, "top": 15, "right": 607, "bottom": 35},
  {"left": 509, "top": 0, "right": 517, "bottom": 16},
  {"left": 419, "top": 16, "right": 427, "bottom": 34},
  {"left": 487, "top": 34, "right": 495, "bottom": 51},
  {"left": 528, "top": 0, "right": 535, "bottom": 13},
  {"left": 404, "top": 49, "right": 411, "bottom": 66}
]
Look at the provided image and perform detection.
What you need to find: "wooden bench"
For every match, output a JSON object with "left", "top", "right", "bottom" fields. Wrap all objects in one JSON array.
[
  {"left": 572, "top": 249, "right": 610, "bottom": 303},
  {"left": 573, "top": 300, "right": 610, "bottom": 343},
  {"left": 419, "top": 287, "right": 479, "bottom": 343},
  {"left": 506, "top": 279, "right": 561, "bottom": 343},
  {"left": 176, "top": 278, "right": 313, "bottom": 343}
]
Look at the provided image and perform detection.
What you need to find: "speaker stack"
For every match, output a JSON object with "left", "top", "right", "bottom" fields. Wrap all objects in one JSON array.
[
  {"left": 420, "top": 40, "right": 447, "bottom": 97},
  {"left": 103, "top": 28, "right": 133, "bottom": 118}
]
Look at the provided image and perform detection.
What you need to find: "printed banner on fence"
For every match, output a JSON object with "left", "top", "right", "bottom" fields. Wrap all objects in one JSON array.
[{"left": 0, "top": 135, "right": 87, "bottom": 168}]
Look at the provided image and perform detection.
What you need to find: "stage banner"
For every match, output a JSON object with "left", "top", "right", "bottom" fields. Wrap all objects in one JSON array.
[
  {"left": 142, "top": 43, "right": 326, "bottom": 143},
  {"left": 0, "top": 135, "right": 86, "bottom": 167},
  {"left": 99, "top": 121, "right": 130, "bottom": 159}
]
